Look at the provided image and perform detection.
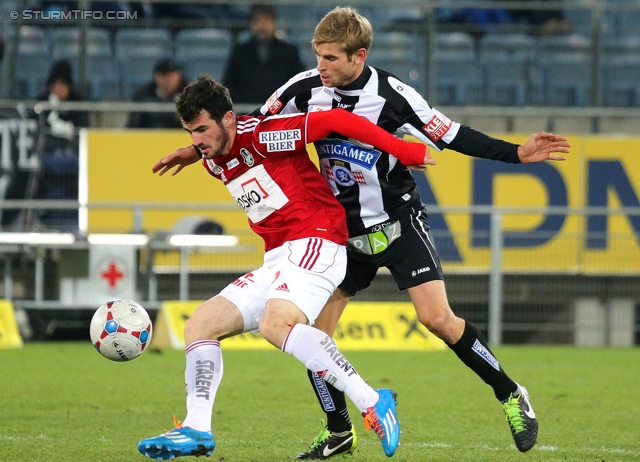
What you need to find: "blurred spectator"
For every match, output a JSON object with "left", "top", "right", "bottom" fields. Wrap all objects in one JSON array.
[
  {"left": 34, "top": 59, "right": 88, "bottom": 230},
  {"left": 37, "top": 60, "right": 88, "bottom": 136},
  {"left": 223, "top": 4, "right": 304, "bottom": 104},
  {"left": 508, "top": 0, "right": 570, "bottom": 35},
  {"left": 127, "top": 58, "right": 188, "bottom": 129}
]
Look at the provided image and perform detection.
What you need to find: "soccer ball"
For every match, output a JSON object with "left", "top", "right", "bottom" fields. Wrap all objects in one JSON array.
[{"left": 90, "top": 299, "right": 153, "bottom": 362}]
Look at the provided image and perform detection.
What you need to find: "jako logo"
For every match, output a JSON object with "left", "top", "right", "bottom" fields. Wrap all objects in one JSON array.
[{"left": 411, "top": 267, "right": 430, "bottom": 277}]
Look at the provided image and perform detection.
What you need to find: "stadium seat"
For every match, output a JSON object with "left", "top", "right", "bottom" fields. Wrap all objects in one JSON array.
[
  {"left": 14, "top": 27, "right": 50, "bottom": 98},
  {"left": 175, "top": 29, "right": 231, "bottom": 58},
  {"left": 48, "top": 28, "right": 118, "bottom": 100},
  {"left": 368, "top": 32, "right": 424, "bottom": 92},
  {"left": 287, "top": 31, "right": 316, "bottom": 69},
  {"left": 433, "top": 32, "right": 483, "bottom": 106},
  {"left": 602, "top": 55, "right": 640, "bottom": 107},
  {"left": 115, "top": 28, "right": 173, "bottom": 99},
  {"left": 479, "top": 33, "right": 536, "bottom": 106},
  {"left": 51, "top": 27, "right": 113, "bottom": 59},
  {"left": 175, "top": 29, "right": 232, "bottom": 81},
  {"left": 539, "top": 34, "right": 592, "bottom": 106},
  {"left": 368, "top": 49, "right": 424, "bottom": 91},
  {"left": 275, "top": 5, "right": 324, "bottom": 31},
  {"left": 616, "top": 9, "right": 640, "bottom": 36}
]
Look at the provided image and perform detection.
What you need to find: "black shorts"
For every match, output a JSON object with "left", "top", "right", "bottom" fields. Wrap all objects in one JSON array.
[{"left": 340, "top": 206, "right": 444, "bottom": 295}]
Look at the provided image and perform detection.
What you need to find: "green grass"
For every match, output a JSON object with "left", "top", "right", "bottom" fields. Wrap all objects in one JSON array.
[{"left": 1, "top": 344, "right": 639, "bottom": 461}]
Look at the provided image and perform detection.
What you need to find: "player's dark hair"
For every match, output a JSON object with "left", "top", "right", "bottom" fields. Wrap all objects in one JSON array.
[{"left": 176, "top": 74, "right": 233, "bottom": 124}]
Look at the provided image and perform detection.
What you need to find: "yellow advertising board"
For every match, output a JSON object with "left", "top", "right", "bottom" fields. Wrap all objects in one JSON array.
[
  {"left": 84, "top": 130, "right": 263, "bottom": 270},
  {"left": 0, "top": 300, "right": 23, "bottom": 349},
  {"left": 84, "top": 131, "right": 640, "bottom": 274},
  {"left": 152, "top": 301, "right": 445, "bottom": 351}
]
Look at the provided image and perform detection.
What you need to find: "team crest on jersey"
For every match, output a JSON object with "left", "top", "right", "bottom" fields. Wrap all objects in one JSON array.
[
  {"left": 323, "top": 164, "right": 366, "bottom": 186},
  {"left": 240, "top": 148, "right": 254, "bottom": 167},
  {"left": 333, "top": 166, "right": 355, "bottom": 186},
  {"left": 422, "top": 111, "right": 452, "bottom": 142},
  {"left": 266, "top": 92, "right": 282, "bottom": 114}
]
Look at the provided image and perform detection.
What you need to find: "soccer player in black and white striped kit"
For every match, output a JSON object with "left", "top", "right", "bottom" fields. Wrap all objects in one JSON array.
[{"left": 161, "top": 7, "right": 570, "bottom": 459}]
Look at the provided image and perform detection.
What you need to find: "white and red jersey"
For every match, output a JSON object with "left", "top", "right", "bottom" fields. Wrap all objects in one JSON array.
[{"left": 202, "top": 109, "right": 426, "bottom": 252}]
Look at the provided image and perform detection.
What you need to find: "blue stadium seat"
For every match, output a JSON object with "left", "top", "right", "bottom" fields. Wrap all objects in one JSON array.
[
  {"left": 48, "top": 28, "right": 117, "bottom": 100},
  {"left": 51, "top": 27, "right": 113, "bottom": 59},
  {"left": 275, "top": 5, "right": 324, "bottom": 31},
  {"left": 175, "top": 29, "right": 232, "bottom": 81},
  {"left": 115, "top": 28, "right": 173, "bottom": 99},
  {"left": 479, "top": 33, "right": 536, "bottom": 106},
  {"left": 176, "top": 29, "right": 231, "bottom": 82},
  {"left": 602, "top": 34, "right": 640, "bottom": 59},
  {"left": 615, "top": 9, "right": 640, "bottom": 36},
  {"left": 175, "top": 29, "right": 231, "bottom": 57},
  {"left": 602, "top": 56, "right": 640, "bottom": 107},
  {"left": 14, "top": 27, "right": 50, "bottom": 98},
  {"left": 433, "top": 32, "right": 482, "bottom": 106},
  {"left": 368, "top": 32, "right": 424, "bottom": 92},
  {"left": 540, "top": 34, "right": 592, "bottom": 106},
  {"left": 368, "top": 50, "right": 424, "bottom": 91},
  {"left": 287, "top": 31, "right": 316, "bottom": 69}
]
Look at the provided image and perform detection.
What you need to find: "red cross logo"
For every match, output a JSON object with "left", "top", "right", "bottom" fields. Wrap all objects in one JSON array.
[{"left": 101, "top": 262, "right": 124, "bottom": 288}]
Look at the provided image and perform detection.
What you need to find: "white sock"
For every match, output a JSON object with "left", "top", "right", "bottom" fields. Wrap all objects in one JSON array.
[
  {"left": 181, "top": 340, "right": 223, "bottom": 432},
  {"left": 282, "top": 324, "right": 379, "bottom": 413}
]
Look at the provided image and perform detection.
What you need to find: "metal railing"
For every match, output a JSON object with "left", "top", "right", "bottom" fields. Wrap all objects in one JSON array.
[{"left": 1, "top": 202, "right": 639, "bottom": 344}]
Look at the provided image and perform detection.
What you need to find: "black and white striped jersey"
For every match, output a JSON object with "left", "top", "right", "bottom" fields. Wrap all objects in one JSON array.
[{"left": 255, "top": 65, "right": 520, "bottom": 236}]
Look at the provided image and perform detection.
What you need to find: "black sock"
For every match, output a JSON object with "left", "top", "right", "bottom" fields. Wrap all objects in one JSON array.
[
  {"left": 448, "top": 320, "right": 517, "bottom": 402},
  {"left": 307, "top": 369, "right": 352, "bottom": 433}
]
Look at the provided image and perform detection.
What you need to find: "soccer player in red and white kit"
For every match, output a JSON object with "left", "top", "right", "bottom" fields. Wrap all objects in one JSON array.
[{"left": 138, "top": 75, "right": 434, "bottom": 460}]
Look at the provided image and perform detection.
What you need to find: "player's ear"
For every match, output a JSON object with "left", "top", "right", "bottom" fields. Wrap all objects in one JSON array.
[
  {"left": 222, "top": 111, "right": 235, "bottom": 128},
  {"left": 353, "top": 48, "right": 367, "bottom": 65}
]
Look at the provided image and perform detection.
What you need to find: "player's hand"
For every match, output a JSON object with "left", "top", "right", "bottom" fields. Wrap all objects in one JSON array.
[
  {"left": 518, "top": 132, "right": 570, "bottom": 163},
  {"left": 408, "top": 146, "right": 437, "bottom": 171},
  {"left": 152, "top": 145, "right": 200, "bottom": 176}
]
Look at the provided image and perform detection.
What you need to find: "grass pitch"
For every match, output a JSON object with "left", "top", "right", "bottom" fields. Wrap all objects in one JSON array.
[{"left": 1, "top": 343, "right": 639, "bottom": 461}]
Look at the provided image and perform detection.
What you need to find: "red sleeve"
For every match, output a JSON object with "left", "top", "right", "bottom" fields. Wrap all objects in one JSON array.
[{"left": 305, "top": 109, "right": 426, "bottom": 165}]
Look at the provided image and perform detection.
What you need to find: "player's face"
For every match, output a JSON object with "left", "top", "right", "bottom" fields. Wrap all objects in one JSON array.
[
  {"left": 315, "top": 42, "right": 366, "bottom": 88},
  {"left": 182, "top": 110, "right": 232, "bottom": 159}
]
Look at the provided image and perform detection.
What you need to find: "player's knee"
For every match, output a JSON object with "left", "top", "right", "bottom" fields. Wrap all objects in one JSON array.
[
  {"left": 418, "top": 308, "right": 456, "bottom": 339},
  {"left": 184, "top": 316, "right": 204, "bottom": 343},
  {"left": 260, "top": 308, "right": 301, "bottom": 348}
]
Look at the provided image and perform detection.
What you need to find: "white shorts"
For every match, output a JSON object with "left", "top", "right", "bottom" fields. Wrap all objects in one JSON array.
[{"left": 219, "top": 238, "right": 346, "bottom": 333}]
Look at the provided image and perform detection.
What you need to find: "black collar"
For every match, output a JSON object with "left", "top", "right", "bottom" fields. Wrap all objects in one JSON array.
[{"left": 336, "top": 65, "right": 372, "bottom": 91}]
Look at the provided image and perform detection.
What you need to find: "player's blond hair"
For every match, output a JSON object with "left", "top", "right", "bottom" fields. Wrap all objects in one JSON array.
[{"left": 312, "top": 7, "right": 373, "bottom": 58}]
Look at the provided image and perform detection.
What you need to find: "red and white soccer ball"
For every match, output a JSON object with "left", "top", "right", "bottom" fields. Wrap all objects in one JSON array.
[{"left": 90, "top": 299, "right": 153, "bottom": 362}]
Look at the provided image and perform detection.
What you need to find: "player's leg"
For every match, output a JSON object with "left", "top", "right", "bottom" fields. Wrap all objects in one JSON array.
[
  {"left": 260, "top": 238, "right": 400, "bottom": 457},
  {"left": 138, "top": 270, "right": 270, "bottom": 460},
  {"left": 394, "top": 207, "right": 537, "bottom": 452},
  {"left": 297, "top": 253, "right": 379, "bottom": 459}
]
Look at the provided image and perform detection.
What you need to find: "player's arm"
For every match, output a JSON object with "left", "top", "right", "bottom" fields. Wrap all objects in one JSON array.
[
  {"left": 391, "top": 83, "right": 569, "bottom": 163},
  {"left": 151, "top": 145, "right": 202, "bottom": 176},
  {"left": 447, "top": 126, "right": 570, "bottom": 163},
  {"left": 306, "top": 109, "right": 434, "bottom": 168}
]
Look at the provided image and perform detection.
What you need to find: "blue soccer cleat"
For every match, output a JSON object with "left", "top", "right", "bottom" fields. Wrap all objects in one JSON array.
[
  {"left": 362, "top": 388, "right": 400, "bottom": 457},
  {"left": 138, "top": 426, "right": 215, "bottom": 460}
]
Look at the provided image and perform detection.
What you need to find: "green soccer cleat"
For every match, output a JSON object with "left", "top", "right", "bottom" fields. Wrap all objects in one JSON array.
[
  {"left": 502, "top": 383, "right": 538, "bottom": 452},
  {"left": 295, "top": 422, "right": 357, "bottom": 460}
]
